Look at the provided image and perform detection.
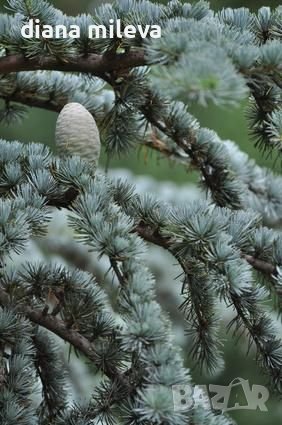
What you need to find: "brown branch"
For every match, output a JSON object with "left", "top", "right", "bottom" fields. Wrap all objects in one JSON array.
[
  {"left": 0, "top": 286, "right": 130, "bottom": 389},
  {"left": 0, "top": 51, "right": 145, "bottom": 76},
  {"left": 243, "top": 254, "right": 277, "bottom": 277},
  {"left": 0, "top": 286, "right": 97, "bottom": 360},
  {"left": 141, "top": 105, "right": 235, "bottom": 207},
  {"left": 3, "top": 169, "right": 280, "bottom": 282},
  {"left": 1, "top": 91, "right": 64, "bottom": 113},
  {"left": 42, "top": 185, "right": 280, "bottom": 280},
  {"left": 46, "top": 186, "right": 80, "bottom": 208},
  {"left": 110, "top": 258, "right": 126, "bottom": 287},
  {"left": 0, "top": 90, "right": 191, "bottom": 166},
  {"left": 135, "top": 222, "right": 171, "bottom": 249},
  {"left": 134, "top": 222, "right": 278, "bottom": 278},
  {"left": 27, "top": 309, "right": 98, "bottom": 359},
  {"left": 144, "top": 131, "right": 191, "bottom": 165}
]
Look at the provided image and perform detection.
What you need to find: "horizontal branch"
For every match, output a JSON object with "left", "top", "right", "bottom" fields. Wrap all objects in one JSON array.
[
  {"left": 0, "top": 50, "right": 145, "bottom": 76},
  {"left": 0, "top": 285, "right": 130, "bottom": 391},
  {"left": 134, "top": 222, "right": 278, "bottom": 278},
  {"left": 0, "top": 90, "right": 63, "bottom": 113},
  {"left": 0, "top": 90, "right": 191, "bottom": 165},
  {"left": 244, "top": 254, "right": 277, "bottom": 276},
  {"left": 41, "top": 186, "right": 281, "bottom": 280},
  {"left": 0, "top": 286, "right": 97, "bottom": 360}
]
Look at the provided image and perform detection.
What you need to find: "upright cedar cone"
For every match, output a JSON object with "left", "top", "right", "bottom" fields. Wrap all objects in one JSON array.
[{"left": 55, "top": 102, "right": 101, "bottom": 168}]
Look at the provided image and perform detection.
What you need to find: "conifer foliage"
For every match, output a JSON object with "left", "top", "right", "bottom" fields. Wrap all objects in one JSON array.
[{"left": 0, "top": 0, "right": 281, "bottom": 424}]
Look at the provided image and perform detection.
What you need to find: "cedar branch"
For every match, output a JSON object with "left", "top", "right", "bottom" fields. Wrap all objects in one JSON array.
[
  {"left": 0, "top": 286, "right": 97, "bottom": 361},
  {"left": 0, "top": 286, "right": 131, "bottom": 390},
  {"left": 0, "top": 90, "right": 190, "bottom": 164},
  {"left": 46, "top": 189, "right": 279, "bottom": 279},
  {"left": 0, "top": 51, "right": 145, "bottom": 76},
  {"left": 134, "top": 222, "right": 278, "bottom": 278}
]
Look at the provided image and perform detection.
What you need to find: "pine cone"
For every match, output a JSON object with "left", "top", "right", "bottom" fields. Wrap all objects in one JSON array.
[{"left": 55, "top": 102, "right": 101, "bottom": 168}]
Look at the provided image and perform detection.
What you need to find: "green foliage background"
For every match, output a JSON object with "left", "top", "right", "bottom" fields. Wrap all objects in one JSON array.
[{"left": 0, "top": 1, "right": 281, "bottom": 424}]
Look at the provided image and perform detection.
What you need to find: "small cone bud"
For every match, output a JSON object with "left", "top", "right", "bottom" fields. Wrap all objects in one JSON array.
[{"left": 55, "top": 102, "right": 101, "bottom": 168}]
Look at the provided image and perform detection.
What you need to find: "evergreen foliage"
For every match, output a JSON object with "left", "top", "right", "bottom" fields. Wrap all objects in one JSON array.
[{"left": 0, "top": 0, "right": 281, "bottom": 423}]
